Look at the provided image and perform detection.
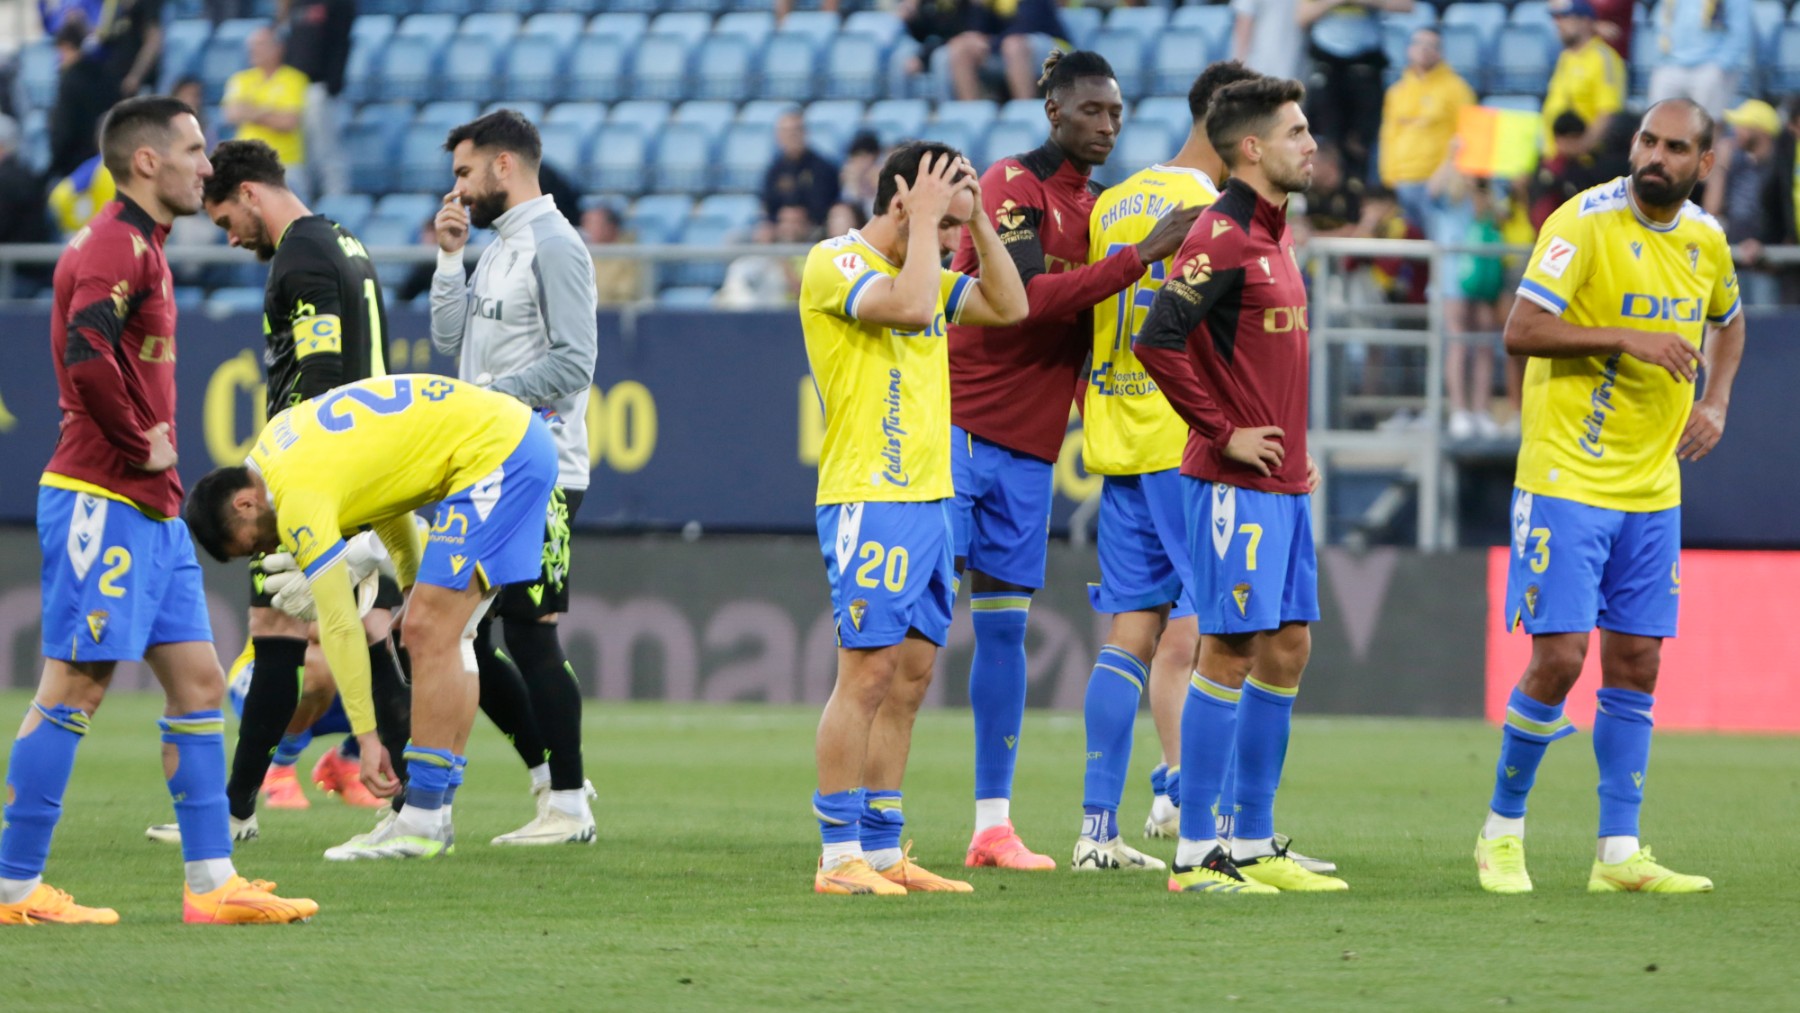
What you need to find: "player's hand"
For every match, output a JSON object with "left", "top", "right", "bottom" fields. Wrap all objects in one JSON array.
[
  {"left": 1223, "top": 425, "right": 1286, "bottom": 477},
  {"left": 1137, "top": 203, "right": 1203, "bottom": 264},
  {"left": 1619, "top": 331, "right": 1698, "bottom": 382},
  {"left": 1735, "top": 238, "right": 1763, "bottom": 266},
  {"left": 1306, "top": 452, "right": 1321, "bottom": 493},
  {"left": 1677, "top": 399, "right": 1727, "bottom": 461},
  {"left": 356, "top": 733, "right": 400, "bottom": 798},
  {"left": 894, "top": 152, "right": 962, "bottom": 225},
  {"left": 436, "top": 193, "right": 469, "bottom": 254},
  {"left": 955, "top": 156, "right": 982, "bottom": 206},
  {"left": 135, "top": 422, "right": 177, "bottom": 472}
]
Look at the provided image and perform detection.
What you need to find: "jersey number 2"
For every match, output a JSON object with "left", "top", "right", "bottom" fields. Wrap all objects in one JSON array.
[
  {"left": 318, "top": 378, "right": 416, "bottom": 432},
  {"left": 853, "top": 541, "right": 909, "bottom": 592}
]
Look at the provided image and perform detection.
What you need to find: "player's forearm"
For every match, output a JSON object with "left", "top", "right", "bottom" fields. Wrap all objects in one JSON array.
[
  {"left": 313, "top": 571, "right": 376, "bottom": 735},
  {"left": 1504, "top": 300, "right": 1632, "bottom": 359},
  {"left": 1134, "top": 343, "right": 1232, "bottom": 443},
  {"left": 257, "top": 110, "right": 301, "bottom": 132},
  {"left": 1699, "top": 315, "right": 1745, "bottom": 407},
  {"left": 1020, "top": 246, "right": 1146, "bottom": 324},
  {"left": 966, "top": 215, "right": 1029, "bottom": 324},
  {"left": 372, "top": 514, "right": 422, "bottom": 589},
  {"left": 67, "top": 358, "right": 154, "bottom": 462},
  {"left": 125, "top": 26, "right": 161, "bottom": 86},
  {"left": 428, "top": 257, "right": 471, "bottom": 355}
]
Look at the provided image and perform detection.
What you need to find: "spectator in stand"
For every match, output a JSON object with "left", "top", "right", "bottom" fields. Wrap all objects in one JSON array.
[
  {"left": 223, "top": 28, "right": 312, "bottom": 198},
  {"left": 0, "top": 116, "right": 55, "bottom": 284},
  {"left": 1541, "top": 0, "right": 1626, "bottom": 155},
  {"left": 1529, "top": 111, "right": 1606, "bottom": 229},
  {"left": 278, "top": 0, "right": 354, "bottom": 197},
  {"left": 47, "top": 152, "right": 113, "bottom": 235},
  {"left": 1707, "top": 100, "right": 1779, "bottom": 305},
  {"left": 899, "top": 0, "right": 986, "bottom": 96},
  {"left": 396, "top": 215, "right": 443, "bottom": 305},
  {"left": 839, "top": 130, "right": 884, "bottom": 218},
  {"left": 48, "top": 17, "right": 111, "bottom": 180},
  {"left": 39, "top": 1, "right": 104, "bottom": 33},
  {"left": 900, "top": 0, "right": 1068, "bottom": 101},
  {"left": 1380, "top": 26, "right": 1475, "bottom": 232},
  {"left": 1590, "top": 0, "right": 1634, "bottom": 57},
  {"left": 1233, "top": 0, "right": 1304, "bottom": 80},
  {"left": 1648, "top": 0, "right": 1752, "bottom": 119},
  {"left": 1301, "top": 141, "right": 1364, "bottom": 237},
  {"left": 94, "top": 0, "right": 163, "bottom": 97},
  {"left": 171, "top": 76, "right": 219, "bottom": 150},
  {"left": 1299, "top": 0, "right": 1416, "bottom": 184},
  {"left": 581, "top": 204, "right": 645, "bottom": 307},
  {"left": 1752, "top": 99, "right": 1800, "bottom": 302},
  {"left": 761, "top": 109, "right": 839, "bottom": 226},
  {"left": 716, "top": 205, "right": 814, "bottom": 308},
  {"left": 825, "top": 200, "right": 864, "bottom": 238},
  {"left": 1428, "top": 154, "right": 1506, "bottom": 439}
]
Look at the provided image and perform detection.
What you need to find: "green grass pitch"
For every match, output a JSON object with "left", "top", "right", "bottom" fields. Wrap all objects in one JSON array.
[{"left": 2, "top": 689, "right": 1795, "bottom": 1010}]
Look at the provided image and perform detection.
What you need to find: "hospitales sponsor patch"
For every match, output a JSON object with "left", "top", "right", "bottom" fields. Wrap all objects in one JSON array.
[{"left": 1538, "top": 237, "right": 1576, "bottom": 279}]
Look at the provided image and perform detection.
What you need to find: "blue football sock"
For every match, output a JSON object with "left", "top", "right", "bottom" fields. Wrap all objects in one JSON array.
[
  {"left": 813, "top": 788, "right": 863, "bottom": 846},
  {"left": 969, "top": 591, "right": 1031, "bottom": 801},
  {"left": 0, "top": 704, "right": 90, "bottom": 881},
  {"left": 443, "top": 755, "right": 467, "bottom": 807},
  {"left": 271, "top": 730, "right": 313, "bottom": 768},
  {"left": 1149, "top": 762, "right": 1169, "bottom": 798},
  {"left": 338, "top": 734, "right": 361, "bottom": 760},
  {"left": 1218, "top": 744, "right": 1238, "bottom": 827},
  {"left": 860, "top": 790, "right": 904, "bottom": 853},
  {"left": 161, "top": 710, "right": 232, "bottom": 863},
  {"left": 402, "top": 745, "right": 456, "bottom": 811},
  {"left": 1178, "top": 674, "right": 1240, "bottom": 844},
  {"left": 1080, "top": 805, "right": 1119, "bottom": 842},
  {"left": 1082, "top": 645, "right": 1146, "bottom": 813},
  {"left": 1593, "top": 688, "right": 1655, "bottom": 839},
  {"left": 1489, "top": 687, "right": 1576, "bottom": 818},
  {"left": 1233, "top": 678, "right": 1298, "bottom": 841}
]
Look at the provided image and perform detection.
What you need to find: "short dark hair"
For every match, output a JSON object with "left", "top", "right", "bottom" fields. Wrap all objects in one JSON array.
[
  {"left": 100, "top": 96, "right": 195, "bottom": 179},
  {"left": 1552, "top": 111, "right": 1588, "bottom": 138},
  {"left": 184, "top": 466, "right": 254, "bottom": 563},
  {"left": 872, "top": 140, "right": 969, "bottom": 216},
  {"left": 1038, "top": 49, "right": 1115, "bottom": 100},
  {"left": 444, "top": 109, "right": 542, "bottom": 169},
  {"left": 1187, "top": 60, "right": 1260, "bottom": 125},
  {"left": 1643, "top": 97, "right": 1715, "bottom": 153},
  {"left": 202, "top": 138, "right": 286, "bottom": 204},
  {"left": 1206, "top": 76, "right": 1307, "bottom": 169}
]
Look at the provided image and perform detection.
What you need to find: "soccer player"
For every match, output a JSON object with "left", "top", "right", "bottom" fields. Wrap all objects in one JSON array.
[
  {"left": 0, "top": 97, "right": 316, "bottom": 925},
  {"left": 1074, "top": 60, "right": 1258, "bottom": 873},
  {"left": 1473, "top": 98, "right": 1741, "bottom": 895},
  {"left": 803, "top": 143, "right": 1028, "bottom": 894},
  {"left": 431, "top": 110, "right": 600, "bottom": 846},
  {"left": 1135, "top": 76, "right": 1347, "bottom": 894},
  {"left": 195, "top": 137, "right": 412, "bottom": 836},
  {"left": 185, "top": 374, "right": 560, "bottom": 861},
  {"left": 949, "top": 50, "right": 1200, "bottom": 870}
]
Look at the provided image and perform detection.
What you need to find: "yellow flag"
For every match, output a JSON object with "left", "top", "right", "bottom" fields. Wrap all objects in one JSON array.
[{"left": 1455, "top": 106, "right": 1542, "bottom": 179}]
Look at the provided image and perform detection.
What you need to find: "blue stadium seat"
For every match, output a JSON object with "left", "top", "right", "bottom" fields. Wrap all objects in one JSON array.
[
  {"left": 371, "top": 35, "right": 441, "bottom": 102},
  {"left": 652, "top": 123, "right": 718, "bottom": 194},
  {"left": 207, "top": 287, "right": 269, "bottom": 315},
  {"left": 374, "top": 193, "right": 439, "bottom": 228},
  {"left": 357, "top": 216, "right": 418, "bottom": 250},
  {"left": 482, "top": 0, "right": 542, "bottom": 14},
  {"left": 1060, "top": 6, "right": 1102, "bottom": 49},
  {"left": 696, "top": 193, "right": 764, "bottom": 233},
  {"left": 538, "top": 122, "right": 591, "bottom": 179},
  {"left": 199, "top": 33, "right": 257, "bottom": 103},
  {"left": 1151, "top": 28, "right": 1215, "bottom": 96},
  {"left": 1091, "top": 29, "right": 1151, "bottom": 100},
  {"left": 668, "top": 0, "right": 727, "bottom": 13},
  {"left": 522, "top": 12, "right": 587, "bottom": 41},
  {"left": 823, "top": 33, "right": 886, "bottom": 100},
  {"left": 630, "top": 34, "right": 692, "bottom": 100},
  {"left": 1105, "top": 5, "right": 1168, "bottom": 37},
  {"left": 586, "top": 12, "right": 649, "bottom": 43},
  {"left": 341, "top": 33, "right": 387, "bottom": 103},
  {"left": 457, "top": 12, "right": 521, "bottom": 39},
  {"left": 998, "top": 98, "right": 1044, "bottom": 124},
  {"left": 1169, "top": 5, "right": 1231, "bottom": 38},
  {"left": 864, "top": 98, "right": 931, "bottom": 145},
  {"left": 160, "top": 20, "right": 212, "bottom": 92},
  {"left": 546, "top": 101, "right": 610, "bottom": 133},
  {"left": 738, "top": 100, "right": 797, "bottom": 127},
  {"left": 716, "top": 11, "right": 777, "bottom": 45},
  {"left": 350, "top": 14, "right": 395, "bottom": 47},
  {"left": 394, "top": 13, "right": 459, "bottom": 45},
  {"left": 503, "top": 34, "right": 571, "bottom": 102},
  {"left": 885, "top": 38, "right": 932, "bottom": 100},
  {"left": 483, "top": 100, "right": 546, "bottom": 123},
  {"left": 804, "top": 100, "right": 865, "bottom": 157},
  {"left": 1097, "top": 121, "right": 1171, "bottom": 187},
  {"left": 588, "top": 125, "right": 650, "bottom": 194},
  {"left": 1437, "top": 24, "right": 1487, "bottom": 94},
  {"left": 759, "top": 32, "right": 821, "bottom": 101},
  {"left": 917, "top": 118, "right": 976, "bottom": 155},
  {"left": 648, "top": 12, "right": 714, "bottom": 46},
  {"left": 1380, "top": 21, "right": 1412, "bottom": 87},
  {"left": 561, "top": 0, "right": 643, "bottom": 12},
  {"left": 610, "top": 99, "right": 674, "bottom": 135},
  {"left": 316, "top": 194, "right": 375, "bottom": 233},
  {"left": 628, "top": 194, "right": 695, "bottom": 244},
  {"left": 398, "top": 123, "right": 453, "bottom": 191},
  {"left": 783, "top": 11, "right": 843, "bottom": 47},
  {"left": 417, "top": 100, "right": 479, "bottom": 131},
  {"left": 1134, "top": 96, "right": 1190, "bottom": 142},
  {"left": 718, "top": 122, "right": 777, "bottom": 191},
  {"left": 844, "top": 10, "right": 904, "bottom": 46},
  {"left": 568, "top": 35, "right": 629, "bottom": 102},
  {"left": 672, "top": 100, "right": 738, "bottom": 146},
  {"left": 1772, "top": 23, "right": 1800, "bottom": 92},
  {"left": 669, "top": 217, "right": 731, "bottom": 287},
  {"left": 15, "top": 41, "right": 58, "bottom": 109},
  {"left": 937, "top": 99, "right": 998, "bottom": 137},
  {"left": 440, "top": 36, "right": 502, "bottom": 102},
  {"left": 1510, "top": 0, "right": 1553, "bottom": 30},
  {"left": 659, "top": 286, "right": 718, "bottom": 306},
  {"left": 1442, "top": 2, "right": 1508, "bottom": 51},
  {"left": 692, "top": 33, "right": 760, "bottom": 101},
  {"left": 1489, "top": 24, "right": 1557, "bottom": 95},
  {"left": 980, "top": 121, "right": 1040, "bottom": 166},
  {"left": 211, "top": 17, "right": 264, "bottom": 48},
  {"left": 1630, "top": 27, "right": 1659, "bottom": 95},
  {"left": 421, "top": 0, "right": 477, "bottom": 15}
]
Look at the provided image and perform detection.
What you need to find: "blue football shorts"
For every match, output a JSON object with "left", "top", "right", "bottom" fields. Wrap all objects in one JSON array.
[
  {"left": 38, "top": 485, "right": 213, "bottom": 662},
  {"left": 1505, "top": 488, "right": 1680, "bottom": 638},
  {"left": 1184, "top": 478, "right": 1319, "bottom": 636},
  {"left": 815, "top": 500, "right": 956, "bottom": 649},
  {"left": 419, "top": 414, "right": 558, "bottom": 592},
  {"left": 1089, "top": 468, "right": 1196, "bottom": 618},
  {"left": 949, "top": 425, "right": 1055, "bottom": 590}
]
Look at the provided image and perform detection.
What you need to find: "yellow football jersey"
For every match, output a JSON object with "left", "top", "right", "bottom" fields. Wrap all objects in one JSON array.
[
  {"left": 800, "top": 230, "right": 974, "bottom": 505},
  {"left": 1083, "top": 165, "right": 1218, "bottom": 475},
  {"left": 1542, "top": 36, "right": 1626, "bottom": 152},
  {"left": 1514, "top": 179, "right": 1739, "bottom": 512},
  {"left": 249, "top": 374, "right": 531, "bottom": 577}
]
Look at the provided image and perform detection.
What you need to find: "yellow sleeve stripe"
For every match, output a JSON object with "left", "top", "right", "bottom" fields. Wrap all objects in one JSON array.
[{"left": 293, "top": 314, "right": 343, "bottom": 359}]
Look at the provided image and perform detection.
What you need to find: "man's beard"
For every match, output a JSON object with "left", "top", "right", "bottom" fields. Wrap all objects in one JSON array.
[
  {"left": 468, "top": 189, "right": 509, "bottom": 230},
  {"left": 1631, "top": 165, "right": 1693, "bottom": 207},
  {"left": 251, "top": 223, "right": 277, "bottom": 261},
  {"left": 1270, "top": 161, "right": 1314, "bottom": 195}
]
